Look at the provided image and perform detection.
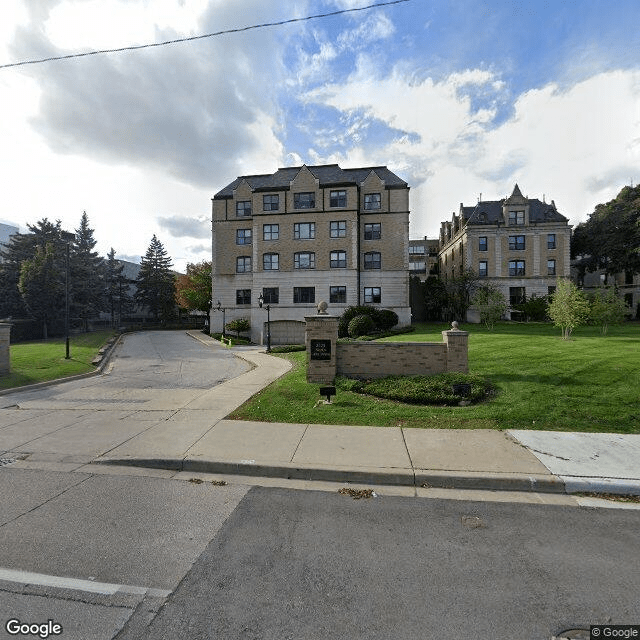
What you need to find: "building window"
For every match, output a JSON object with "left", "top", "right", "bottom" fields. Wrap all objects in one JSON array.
[
  {"left": 364, "top": 193, "right": 381, "bottom": 210},
  {"left": 409, "top": 261, "right": 426, "bottom": 272},
  {"left": 330, "top": 251, "right": 347, "bottom": 268},
  {"left": 409, "top": 245, "right": 425, "bottom": 254},
  {"left": 330, "top": 190, "right": 347, "bottom": 207},
  {"left": 236, "top": 229, "right": 252, "bottom": 245},
  {"left": 263, "top": 194, "right": 279, "bottom": 211},
  {"left": 509, "top": 210, "right": 525, "bottom": 225},
  {"left": 294, "top": 252, "right": 315, "bottom": 269},
  {"left": 509, "top": 235, "right": 525, "bottom": 250},
  {"left": 363, "top": 252, "right": 381, "bottom": 269},
  {"left": 263, "top": 224, "right": 279, "bottom": 241},
  {"left": 236, "top": 201, "right": 252, "bottom": 217},
  {"left": 262, "top": 287, "right": 279, "bottom": 304},
  {"left": 509, "top": 287, "right": 526, "bottom": 306},
  {"left": 330, "top": 221, "right": 346, "bottom": 238},
  {"left": 479, "top": 236, "right": 487, "bottom": 251},
  {"left": 236, "top": 256, "right": 251, "bottom": 273},
  {"left": 330, "top": 286, "right": 347, "bottom": 304},
  {"left": 479, "top": 261, "right": 488, "bottom": 277},
  {"left": 364, "top": 223, "right": 381, "bottom": 240},
  {"left": 294, "top": 287, "right": 315, "bottom": 303},
  {"left": 236, "top": 289, "right": 251, "bottom": 305},
  {"left": 364, "top": 287, "right": 381, "bottom": 303},
  {"left": 547, "top": 233, "right": 556, "bottom": 249},
  {"left": 547, "top": 259, "right": 556, "bottom": 276},
  {"left": 508, "top": 260, "right": 525, "bottom": 276},
  {"left": 294, "top": 222, "right": 315, "bottom": 239},
  {"left": 263, "top": 253, "right": 279, "bottom": 270},
  {"left": 294, "top": 192, "right": 315, "bottom": 209}
]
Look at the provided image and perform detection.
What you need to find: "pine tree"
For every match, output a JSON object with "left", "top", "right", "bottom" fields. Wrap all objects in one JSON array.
[
  {"left": 18, "top": 243, "right": 66, "bottom": 339},
  {"left": 135, "top": 235, "right": 176, "bottom": 322},
  {"left": 0, "top": 219, "right": 69, "bottom": 318},
  {"left": 104, "top": 248, "right": 133, "bottom": 326},
  {"left": 70, "top": 211, "right": 105, "bottom": 330}
]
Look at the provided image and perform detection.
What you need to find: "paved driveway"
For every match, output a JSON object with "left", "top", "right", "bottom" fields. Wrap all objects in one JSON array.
[
  {"left": 0, "top": 331, "right": 253, "bottom": 465},
  {"left": 0, "top": 331, "right": 250, "bottom": 411}
]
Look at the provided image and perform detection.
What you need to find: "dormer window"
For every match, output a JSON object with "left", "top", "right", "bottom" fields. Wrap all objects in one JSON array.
[
  {"left": 364, "top": 193, "right": 381, "bottom": 210},
  {"left": 294, "top": 192, "right": 315, "bottom": 209},
  {"left": 236, "top": 201, "right": 252, "bottom": 217},
  {"left": 509, "top": 210, "right": 524, "bottom": 225}
]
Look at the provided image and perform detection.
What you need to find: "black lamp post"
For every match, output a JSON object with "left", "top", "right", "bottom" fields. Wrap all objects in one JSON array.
[
  {"left": 64, "top": 241, "right": 70, "bottom": 359},
  {"left": 216, "top": 300, "right": 226, "bottom": 339},
  {"left": 257, "top": 293, "right": 271, "bottom": 353}
]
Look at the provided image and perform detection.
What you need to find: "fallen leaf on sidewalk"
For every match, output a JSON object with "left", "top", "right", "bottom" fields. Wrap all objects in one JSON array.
[{"left": 338, "top": 488, "right": 376, "bottom": 500}]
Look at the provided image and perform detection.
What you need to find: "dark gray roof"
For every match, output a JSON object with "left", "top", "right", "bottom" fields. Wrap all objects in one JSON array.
[
  {"left": 463, "top": 197, "right": 568, "bottom": 225},
  {"left": 213, "top": 164, "right": 408, "bottom": 199}
]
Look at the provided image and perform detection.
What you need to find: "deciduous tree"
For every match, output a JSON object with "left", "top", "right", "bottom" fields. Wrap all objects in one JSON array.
[
  {"left": 472, "top": 285, "right": 507, "bottom": 330},
  {"left": 572, "top": 184, "right": 640, "bottom": 278},
  {"left": 547, "top": 279, "right": 590, "bottom": 340},
  {"left": 588, "top": 287, "right": 629, "bottom": 335},
  {"left": 175, "top": 261, "right": 212, "bottom": 313}
]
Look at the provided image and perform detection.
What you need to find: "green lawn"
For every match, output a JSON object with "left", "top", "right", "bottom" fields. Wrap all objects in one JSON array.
[
  {"left": 229, "top": 322, "right": 640, "bottom": 433},
  {"left": 0, "top": 331, "right": 116, "bottom": 390}
]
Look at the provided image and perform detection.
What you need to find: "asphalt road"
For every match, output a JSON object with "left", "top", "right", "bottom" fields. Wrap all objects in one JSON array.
[{"left": 1, "top": 468, "right": 638, "bottom": 640}]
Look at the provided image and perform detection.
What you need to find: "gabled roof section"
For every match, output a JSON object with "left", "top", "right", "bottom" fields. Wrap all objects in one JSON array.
[
  {"left": 462, "top": 196, "right": 568, "bottom": 225},
  {"left": 213, "top": 164, "right": 407, "bottom": 198}
]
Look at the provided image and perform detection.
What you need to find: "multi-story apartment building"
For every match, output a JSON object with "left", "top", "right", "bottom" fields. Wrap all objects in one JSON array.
[
  {"left": 408, "top": 237, "right": 439, "bottom": 281},
  {"left": 211, "top": 164, "right": 411, "bottom": 344},
  {"left": 439, "top": 185, "right": 572, "bottom": 318}
]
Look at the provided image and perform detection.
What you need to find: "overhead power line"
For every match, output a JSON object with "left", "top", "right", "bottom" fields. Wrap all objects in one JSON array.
[{"left": 0, "top": 0, "right": 412, "bottom": 70}]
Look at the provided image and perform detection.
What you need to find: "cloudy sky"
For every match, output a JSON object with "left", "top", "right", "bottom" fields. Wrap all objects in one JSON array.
[{"left": 1, "top": 0, "right": 639, "bottom": 271}]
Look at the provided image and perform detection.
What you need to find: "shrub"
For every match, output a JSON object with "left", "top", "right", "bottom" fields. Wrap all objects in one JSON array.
[
  {"left": 348, "top": 314, "right": 375, "bottom": 337},
  {"left": 338, "top": 306, "right": 380, "bottom": 337},
  {"left": 376, "top": 309, "right": 399, "bottom": 331},
  {"left": 338, "top": 372, "right": 494, "bottom": 406},
  {"left": 225, "top": 317, "right": 251, "bottom": 338}
]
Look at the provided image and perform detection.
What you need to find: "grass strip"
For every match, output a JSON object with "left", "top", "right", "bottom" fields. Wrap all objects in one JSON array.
[
  {"left": 229, "top": 322, "right": 640, "bottom": 433},
  {"left": 1, "top": 330, "right": 115, "bottom": 390}
]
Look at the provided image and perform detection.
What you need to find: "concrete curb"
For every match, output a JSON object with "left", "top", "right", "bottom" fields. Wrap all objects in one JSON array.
[
  {"left": 560, "top": 476, "right": 640, "bottom": 496},
  {"left": 93, "top": 456, "right": 574, "bottom": 493}
]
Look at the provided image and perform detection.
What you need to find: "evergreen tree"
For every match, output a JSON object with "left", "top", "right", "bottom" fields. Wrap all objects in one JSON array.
[
  {"left": 0, "top": 219, "right": 68, "bottom": 318},
  {"left": 70, "top": 211, "right": 105, "bottom": 330},
  {"left": 135, "top": 235, "right": 175, "bottom": 322},
  {"left": 104, "top": 248, "right": 133, "bottom": 326},
  {"left": 18, "top": 243, "right": 65, "bottom": 339}
]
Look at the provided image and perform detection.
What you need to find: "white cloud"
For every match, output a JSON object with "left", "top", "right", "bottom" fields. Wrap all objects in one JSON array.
[{"left": 305, "top": 66, "right": 640, "bottom": 236}]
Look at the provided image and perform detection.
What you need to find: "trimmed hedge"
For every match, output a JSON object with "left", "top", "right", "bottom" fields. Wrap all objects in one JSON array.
[{"left": 337, "top": 372, "right": 495, "bottom": 406}]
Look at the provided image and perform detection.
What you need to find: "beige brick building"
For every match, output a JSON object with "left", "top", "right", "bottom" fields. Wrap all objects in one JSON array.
[
  {"left": 438, "top": 185, "right": 572, "bottom": 318},
  {"left": 211, "top": 164, "right": 411, "bottom": 343}
]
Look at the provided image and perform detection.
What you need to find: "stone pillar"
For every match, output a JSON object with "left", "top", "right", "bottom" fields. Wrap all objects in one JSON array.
[
  {"left": 442, "top": 323, "right": 469, "bottom": 373},
  {"left": 305, "top": 315, "right": 339, "bottom": 384},
  {"left": 0, "top": 323, "right": 11, "bottom": 376}
]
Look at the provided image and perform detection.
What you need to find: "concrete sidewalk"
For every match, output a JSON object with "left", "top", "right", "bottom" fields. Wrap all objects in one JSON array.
[{"left": 1, "top": 330, "right": 639, "bottom": 496}]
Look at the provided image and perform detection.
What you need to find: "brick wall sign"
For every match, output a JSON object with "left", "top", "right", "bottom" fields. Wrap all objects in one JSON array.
[{"left": 310, "top": 339, "right": 331, "bottom": 361}]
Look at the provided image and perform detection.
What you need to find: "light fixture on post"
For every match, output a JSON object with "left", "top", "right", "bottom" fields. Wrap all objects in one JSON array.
[
  {"left": 257, "top": 293, "right": 271, "bottom": 353},
  {"left": 215, "top": 300, "right": 226, "bottom": 339}
]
